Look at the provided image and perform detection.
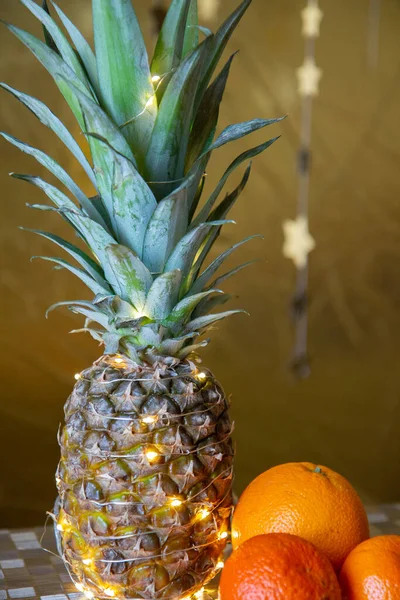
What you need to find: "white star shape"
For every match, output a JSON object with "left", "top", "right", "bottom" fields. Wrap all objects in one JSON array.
[
  {"left": 296, "top": 58, "right": 322, "bottom": 97},
  {"left": 283, "top": 216, "right": 316, "bottom": 269},
  {"left": 301, "top": 4, "right": 323, "bottom": 37}
]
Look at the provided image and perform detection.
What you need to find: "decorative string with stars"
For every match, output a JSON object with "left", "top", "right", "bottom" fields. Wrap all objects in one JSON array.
[
  {"left": 283, "top": 0, "right": 322, "bottom": 378},
  {"left": 367, "top": 0, "right": 381, "bottom": 70}
]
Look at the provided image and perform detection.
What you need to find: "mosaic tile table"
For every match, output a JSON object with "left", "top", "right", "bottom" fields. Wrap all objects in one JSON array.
[{"left": 1, "top": 506, "right": 400, "bottom": 600}]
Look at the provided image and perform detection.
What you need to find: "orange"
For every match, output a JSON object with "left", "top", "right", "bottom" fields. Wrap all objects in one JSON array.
[
  {"left": 232, "top": 461, "right": 369, "bottom": 571},
  {"left": 219, "top": 533, "right": 342, "bottom": 600},
  {"left": 339, "top": 535, "right": 400, "bottom": 599}
]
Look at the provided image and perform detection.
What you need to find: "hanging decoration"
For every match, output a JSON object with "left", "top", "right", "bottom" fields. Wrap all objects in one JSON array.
[
  {"left": 367, "top": 0, "right": 381, "bottom": 69},
  {"left": 283, "top": 0, "right": 322, "bottom": 378}
]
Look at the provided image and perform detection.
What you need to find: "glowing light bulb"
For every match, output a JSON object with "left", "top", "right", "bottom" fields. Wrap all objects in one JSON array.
[
  {"left": 142, "top": 415, "right": 157, "bottom": 424},
  {"left": 104, "top": 589, "right": 115, "bottom": 598},
  {"left": 151, "top": 74, "right": 161, "bottom": 83},
  {"left": 146, "top": 450, "right": 158, "bottom": 462},
  {"left": 216, "top": 560, "right": 224, "bottom": 570},
  {"left": 82, "top": 557, "right": 93, "bottom": 566},
  {"left": 114, "top": 357, "right": 124, "bottom": 364},
  {"left": 56, "top": 523, "right": 64, "bottom": 532},
  {"left": 194, "top": 589, "right": 205, "bottom": 599},
  {"left": 232, "top": 530, "right": 239, "bottom": 540},
  {"left": 145, "top": 95, "right": 156, "bottom": 109},
  {"left": 75, "top": 583, "right": 84, "bottom": 593},
  {"left": 84, "top": 592, "right": 94, "bottom": 599},
  {"left": 74, "top": 373, "right": 81, "bottom": 380},
  {"left": 169, "top": 497, "right": 182, "bottom": 507},
  {"left": 218, "top": 531, "right": 228, "bottom": 540},
  {"left": 197, "top": 372, "right": 207, "bottom": 380},
  {"left": 197, "top": 508, "right": 210, "bottom": 520}
]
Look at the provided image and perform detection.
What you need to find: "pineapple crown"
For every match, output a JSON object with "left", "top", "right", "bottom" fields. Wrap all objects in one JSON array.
[{"left": 1, "top": 0, "right": 282, "bottom": 362}]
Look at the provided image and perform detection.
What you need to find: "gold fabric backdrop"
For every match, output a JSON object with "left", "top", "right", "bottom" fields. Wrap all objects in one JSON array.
[{"left": 1, "top": 0, "right": 400, "bottom": 527}]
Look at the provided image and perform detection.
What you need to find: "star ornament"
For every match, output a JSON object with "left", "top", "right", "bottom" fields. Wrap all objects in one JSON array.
[
  {"left": 283, "top": 216, "right": 316, "bottom": 269},
  {"left": 296, "top": 58, "right": 322, "bottom": 97},
  {"left": 301, "top": 3, "right": 323, "bottom": 38}
]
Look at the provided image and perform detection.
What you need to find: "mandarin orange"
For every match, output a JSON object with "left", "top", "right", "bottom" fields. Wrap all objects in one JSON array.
[
  {"left": 232, "top": 462, "right": 369, "bottom": 570},
  {"left": 219, "top": 533, "right": 342, "bottom": 600},
  {"left": 339, "top": 535, "right": 400, "bottom": 599}
]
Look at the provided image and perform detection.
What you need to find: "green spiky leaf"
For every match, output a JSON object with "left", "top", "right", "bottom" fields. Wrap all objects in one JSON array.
[
  {"left": 151, "top": 0, "right": 192, "bottom": 101},
  {"left": 164, "top": 220, "right": 233, "bottom": 282},
  {"left": 145, "top": 37, "right": 211, "bottom": 193},
  {"left": 201, "top": 119, "right": 283, "bottom": 157},
  {"left": 22, "top": 228, "right": 106, "bottom": 283},
  {"left": 104, "top": 244, "right": 153, "bottom": 310},
  {"left": 210, "top": 259, "right": 258, "bottom": 289},
  {"left": 163, "top": 289, "right": 222, "bottom": 333},
  {"left": 20, "top": 0, "right": 89, "bottom": 85},
  {"left": 159, "top": 332, "right": 198, "bottom": 355},
  {"left": 144, "top": 270, "right": 182, "bottom": 320},
  {"left": 2, "top": 22, "right": 92, "bottom": 128},
  {"left": 109, "top": 150, "right": 157, "bottom": 257},
  {"left": 185, "top": 309, "right": 248, "bottom": 332},
  {"left": 33, "top": 256, "right": 112, "bottom": 295},
  {"left": 191, "top": 166, "right": 252, "bottom": 281},
  {"left": 192, "top": 292, "right": 232, "bottom": 318},
  {"left": 0, "top": 83, "right": 97, "bottom": 188},
  {"left": 41, "top": 0, "right": 59, "bottom": 54},
  {"left": 186, "top": 53, "right": 235, "bottom": 168},
  {"left": 93, "top": 0, "right": 156, "bottom": 158},
  {"left": 143, "top": 175, "right": 194, "bottom": 273},
  {"left": 193, "top": 137, "right": 280, "bottom": 227},
  {"left": 2, "top": 132, "right": 107, "bottom": 228},
  {"left": 182, "top": 0, "right": 198, "bottom": 57},
  {"left": 51, "top": 1, "right": 100, "bottom": 94},
  {"left": 209, "top": 163, "right": 252, "bottom": 222},
  {"left": 13, "top": 173, "right": 118, "bottom": 270},
  {"left": 190, "top": 234, "right": 262, "bottom": 294},
  {"left": 195, "top": 0, "right": 252, "bottom": 108}
]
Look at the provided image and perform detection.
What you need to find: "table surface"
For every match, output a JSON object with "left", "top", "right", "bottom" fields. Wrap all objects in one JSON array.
[{"left": 0, "top": 505, "right": 399, "bottom": 600}]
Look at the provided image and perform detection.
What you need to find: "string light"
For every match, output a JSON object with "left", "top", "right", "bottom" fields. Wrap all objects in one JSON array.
[
  {"left": 197, "top": 508, "right": 211, "bottom": 520},
  {"left": 74, "top": 373, "right": 81, "bottom": 380},
  {"left": 145, "top": 95, "right": 156, "bottom": 109},
  {"left": 232, "top": 530, "right": 239, "bottom": 540},
  {"left": 151, "top": 74, "right": 161, "bottom": 83},
  {"left": 56, "top": 520, "right": 68, "bottom": 532},
  {"left": 169, "top": 497, "right": 183, "bottom": 507},
  {"left": 142, "top": 415, "right": 157, "bottom": 424},
  {"left": 146, "top": 450, "right": 158, "bottom": 462},
  {"left": 58, "top": 356, "right": 233, "bottom": 599}
]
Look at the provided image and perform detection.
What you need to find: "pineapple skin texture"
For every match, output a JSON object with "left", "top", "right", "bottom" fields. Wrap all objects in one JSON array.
[{"left": 56, "top": 355, "right": 233, "bottom": 599}]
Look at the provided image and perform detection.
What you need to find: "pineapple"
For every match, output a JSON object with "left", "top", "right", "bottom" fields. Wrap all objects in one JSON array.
[{"left": 1, "top": 0, "right": 281, "bottom": 598}]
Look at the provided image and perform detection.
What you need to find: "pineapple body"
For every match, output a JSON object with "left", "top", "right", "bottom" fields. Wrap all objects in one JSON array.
[
  {"left": 2, "top": 0, "right": 281, "bottom": 597},
  {"left": 57, "top": 355, "right": 233, "bottom": 599}
]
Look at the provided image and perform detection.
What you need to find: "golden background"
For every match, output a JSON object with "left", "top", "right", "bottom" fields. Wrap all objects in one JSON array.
[{"left": 1, "top": 0, "right": 400, "bottom": 527}]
